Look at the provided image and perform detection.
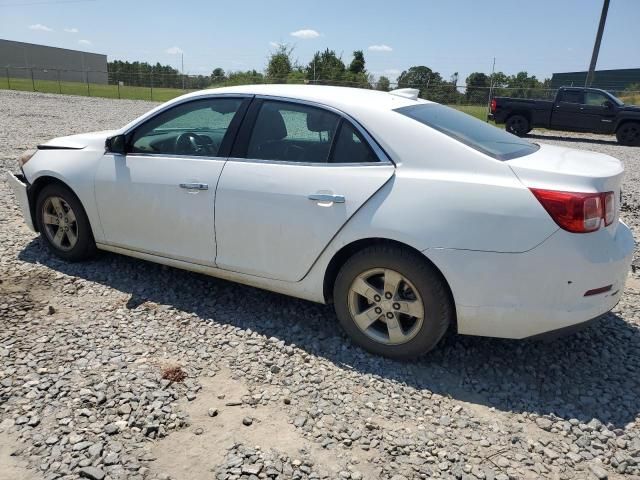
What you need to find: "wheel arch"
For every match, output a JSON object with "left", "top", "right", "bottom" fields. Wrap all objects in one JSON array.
[
  {"left": 28, "top": 175, "right": 85, "bottom": 233},
  {"left": 615, "top": 118, "right": 640, "bottom": 132},
  {"left": 506, "top": 110, "right": 532, "bottom": 124},
  {"left": 322, "top": 237, "right": 458, "bottom": 331}
]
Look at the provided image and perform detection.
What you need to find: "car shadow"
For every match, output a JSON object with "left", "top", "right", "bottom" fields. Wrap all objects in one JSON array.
[
  {"left": 527, "top": 132, "right": 620, "bottom": 146},
  {"left": 18, "top": 238, "right": 640, "bottom": 429}
]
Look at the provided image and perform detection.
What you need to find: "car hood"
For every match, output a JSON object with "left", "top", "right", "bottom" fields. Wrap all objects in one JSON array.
[
  {"left": 505, "top": 142, "right": 624, "bottom": 195},
  {"left": 621, "top": 104, "right": 640, "bottom": 113},
  {"left": 38, "top": 130, "right": 115, "bottom": 150}
]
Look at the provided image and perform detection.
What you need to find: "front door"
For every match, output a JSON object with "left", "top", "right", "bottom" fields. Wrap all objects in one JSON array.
[
  {"left": 581, "top": 91, "right": 617, "bottom": 133},
  {"left": 94, "top": 96, "right": 248, "bottom": 265},
  {"left": 214, "top": 99, "right": 395, "bottom": 282}
]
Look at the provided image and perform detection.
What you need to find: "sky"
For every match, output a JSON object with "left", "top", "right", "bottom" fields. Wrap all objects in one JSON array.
[{"left": 1, "top": 0, "right": 639, "bottom": 84}]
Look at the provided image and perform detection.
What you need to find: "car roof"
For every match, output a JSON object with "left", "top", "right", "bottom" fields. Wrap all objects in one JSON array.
[{"left": 172, "top": 84, "right": 431, "bottom": 115}]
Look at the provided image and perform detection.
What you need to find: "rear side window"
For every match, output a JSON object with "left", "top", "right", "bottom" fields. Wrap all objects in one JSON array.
[
  {"left": 330, "top": 121, "right": 379, "bottom": 163},
  {"left": 246, "top": 101, "right": 340, "bottom": 163},
  {"left": 558, "top": 90, "right": 583, "bottom": 104},
  {"left": 395, "top": 104, "right": 539, "bottom": 161}
]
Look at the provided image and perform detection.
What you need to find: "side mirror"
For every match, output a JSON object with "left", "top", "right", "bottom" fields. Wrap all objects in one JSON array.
[
  {"left": 603, "top": 100, "right": 614, "bottom": 110},
  {"left": 105, "top": 134, "right": 127, "bottom": 155}
]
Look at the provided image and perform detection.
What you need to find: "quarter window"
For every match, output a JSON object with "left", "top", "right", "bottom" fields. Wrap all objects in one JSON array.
[
  {"left": 246, "top": 101, "right": 340, "bottom": 163},
  {"left": 330, "top": 121, "right": 379, "bottom": 163},
  {"left": 130, "top": 98, "right": 243, "bottom": 157}
]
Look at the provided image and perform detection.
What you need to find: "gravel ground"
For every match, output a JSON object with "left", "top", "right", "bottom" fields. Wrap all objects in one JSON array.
[{"left": 1, "top": 90, "right": 639, "bottom": 480}]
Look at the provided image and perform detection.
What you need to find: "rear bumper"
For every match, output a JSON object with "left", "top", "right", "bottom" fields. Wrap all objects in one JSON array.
[
  {"left": 426, "top": 221, "right": 635, "bottom": 339},
  {"left": 6, "top": 171, "right": 35, "bottom": 232}
]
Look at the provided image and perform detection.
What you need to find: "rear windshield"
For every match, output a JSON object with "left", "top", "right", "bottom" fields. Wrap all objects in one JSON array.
[{"left": 395, "top": 104, "right": 539, "bottom": 161}]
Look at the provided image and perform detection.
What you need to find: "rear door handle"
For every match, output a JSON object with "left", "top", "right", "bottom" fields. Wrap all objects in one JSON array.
[
  {"left": 308, "top": 193, "right": 345, "bottom": 203},
  {"left": 179, "top": 183, "right": 208, "bottom": 191}
]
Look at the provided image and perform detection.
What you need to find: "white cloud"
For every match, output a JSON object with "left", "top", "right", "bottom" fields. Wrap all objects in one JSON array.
[
  {"left": 290, "top": 29, "right": 320, "bottom": 39},
  {"left": 29, "top": 24, "right": 52, "bottom": 32},
  {"left": 165, "top": 46, "right": 183, "bottom": 55},
  {"left": 384, "top": 68, "right": 401, "bottom": 75},
  {"left": 368, "top": 44, "right": 393, "bottom": 52},
  {"left": 64, "top": 27, "right": 79, "bottom": 33},
  {"left": 269, "top": 41, "right": 282, "bottom": 48},
  {"left": 78, "top": 39, "right": 92, "bottom": 46}
]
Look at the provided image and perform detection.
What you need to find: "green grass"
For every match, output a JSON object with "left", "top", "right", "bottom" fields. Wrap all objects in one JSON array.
[
  {"left": 450, "top": 104, "right": 489, "bottom": 121},
  {"left": 0, "top": 76, "right": 191, "bottom": 102},
  {"left": 0, "top": 76, "right": 493, "bottom": 122}
]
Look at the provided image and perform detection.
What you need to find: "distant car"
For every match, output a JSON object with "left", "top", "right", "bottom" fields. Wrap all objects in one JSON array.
[
  {"left": 7, "top": 85, "right": 634, "bottom": 358},
  {"left": 490, "top": 86, "right": 640, "bottom": 146}
]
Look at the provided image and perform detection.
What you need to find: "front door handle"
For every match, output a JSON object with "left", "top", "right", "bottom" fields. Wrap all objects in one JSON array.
[
  {"left": 308, "top": 193, "right": 345, "bottom": 203},
  {"left": 179, "top": 183, "right": 208, "bottom": 191}
]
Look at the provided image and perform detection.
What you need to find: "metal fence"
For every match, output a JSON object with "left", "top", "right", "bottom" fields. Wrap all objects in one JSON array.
[{"left": 2, "top": 66, "right": 639, "bottom": 119}]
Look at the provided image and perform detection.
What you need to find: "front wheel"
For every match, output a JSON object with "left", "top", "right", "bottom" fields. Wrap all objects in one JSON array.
[
  {"left": 505, "top": 114, "right": 530, "bottom": 136},
  {"left": 35, "top": 183, "right": 96, "bottom": 261},
  {"left": 616, "top": 122, "right": 640, "bottom": 146},
  {"left": 333, "top": 245, "right": 452, "bottom": 359}
]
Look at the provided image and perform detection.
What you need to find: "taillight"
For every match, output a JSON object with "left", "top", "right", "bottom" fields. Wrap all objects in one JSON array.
[
  {"left": 530, "top": 188, "right": 615, "bottom": 233},
  {"left": 604, "top": 191, "right": 615, "bottom": 226},
  {"left": 490, "top": 98, "right": 497, "bottom": 113}
]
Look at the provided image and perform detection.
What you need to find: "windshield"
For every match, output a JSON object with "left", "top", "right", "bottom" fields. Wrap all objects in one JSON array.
[
  {"left": 607, "top": 91, "right": 625, "bottom": 106},
  {"left": 395, "top": 103, "right": 540, "bottom": 161}
]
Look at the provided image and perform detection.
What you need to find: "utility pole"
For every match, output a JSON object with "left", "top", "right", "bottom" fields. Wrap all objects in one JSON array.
[
  {"left": 585, "top": 0, "right": 610, "bottom": 87},
  {"left": 487, "top": 56, "right": 496, "bottom": 122},
  {"left": 181, "top": 53, "right": 185, "bottom": 91}
]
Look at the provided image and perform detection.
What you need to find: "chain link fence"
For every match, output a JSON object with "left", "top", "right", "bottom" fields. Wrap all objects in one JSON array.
[{"left": 2, "top": 66, "right": 639, "bottom": 120}]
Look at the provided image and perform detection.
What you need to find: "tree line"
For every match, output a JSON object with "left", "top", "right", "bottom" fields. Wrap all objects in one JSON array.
[{"left": 108, "top": 48, "right": 553, "bottom": 104}]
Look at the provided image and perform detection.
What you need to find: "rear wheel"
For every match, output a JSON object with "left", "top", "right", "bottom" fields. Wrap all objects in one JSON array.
[
  {"left": 616, "top": 122, "right": 640, "bottom": 146},
  {"left": 505, "top": 114, "right": 530, "bottom": 136},
  {"left": 333, "top": 245, "right": 452, "bottom": 359},
  {"left": 35, "top": 183, "right": 96, "bottom": 261}
]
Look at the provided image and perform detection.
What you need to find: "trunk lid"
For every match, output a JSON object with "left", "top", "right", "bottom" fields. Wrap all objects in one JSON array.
[{"left": 506, "top": 143, "right": 624, "bottom": 232}]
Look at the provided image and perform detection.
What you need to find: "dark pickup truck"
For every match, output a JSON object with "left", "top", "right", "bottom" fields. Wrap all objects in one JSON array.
[{"left": 489, "top": 87, "right": 640, "bottom": 146}]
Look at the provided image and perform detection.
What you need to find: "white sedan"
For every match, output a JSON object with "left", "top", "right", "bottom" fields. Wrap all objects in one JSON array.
[{"left": 7, "top": 85, "right": 635, "bottom": 358}]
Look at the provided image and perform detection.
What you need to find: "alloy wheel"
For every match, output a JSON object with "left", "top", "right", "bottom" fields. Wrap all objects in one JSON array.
[
  {"left": 348, "top": 268, "right": 424, "bottom": 345},
  {"left": 41, "top": 196, "right": 79, "bottom": 251}
]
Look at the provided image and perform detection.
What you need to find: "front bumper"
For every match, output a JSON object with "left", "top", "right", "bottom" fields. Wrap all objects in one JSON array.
[
  {"left": 6, "top": 171, "right": 35, "bottom": 232},
  {"left": 426, "top": 221, "right": 635, "bottom": 339}
]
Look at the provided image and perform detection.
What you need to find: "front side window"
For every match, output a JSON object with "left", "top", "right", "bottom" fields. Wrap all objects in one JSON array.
[
  {"left": 396, "top": 103, "right": 539, "bottom": 161},
  {"left": 584, "top": 92, "right": 609, "bottom": 106},
  {"left": 246, "top": 101, "right": 340, "bottom": 163},
  {"left": 130, "top": 98, "right": 243, "bottom": 157}
]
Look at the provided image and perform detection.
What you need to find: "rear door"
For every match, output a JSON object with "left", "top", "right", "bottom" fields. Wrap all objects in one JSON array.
[
  {"left": 550, "top": 89, "right": 585, "bottom": 130},
  {"left": 214, "top": 98, "right": 394, "bottom": 282}
]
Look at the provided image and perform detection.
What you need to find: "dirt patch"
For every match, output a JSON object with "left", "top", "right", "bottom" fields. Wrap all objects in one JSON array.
[
  {"left": 0, "top": 428, "right": 38, "bottom": 480},
  {"left": 150, "top": 368, "right": 376, "bottom": 479}
]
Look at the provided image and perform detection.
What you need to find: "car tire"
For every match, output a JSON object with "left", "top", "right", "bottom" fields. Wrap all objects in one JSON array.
[
  {"left": 616, "top": 122, "right": 640, "bottom": 146},
  {"left": 333, "top": 244, "right": 452, "bottom": 359},
  {"left": 505, "top": 115, "right": 530, "bottom": 136},
  {"left": 35, "top": 183, "right": 97, "bottom": 262}
]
